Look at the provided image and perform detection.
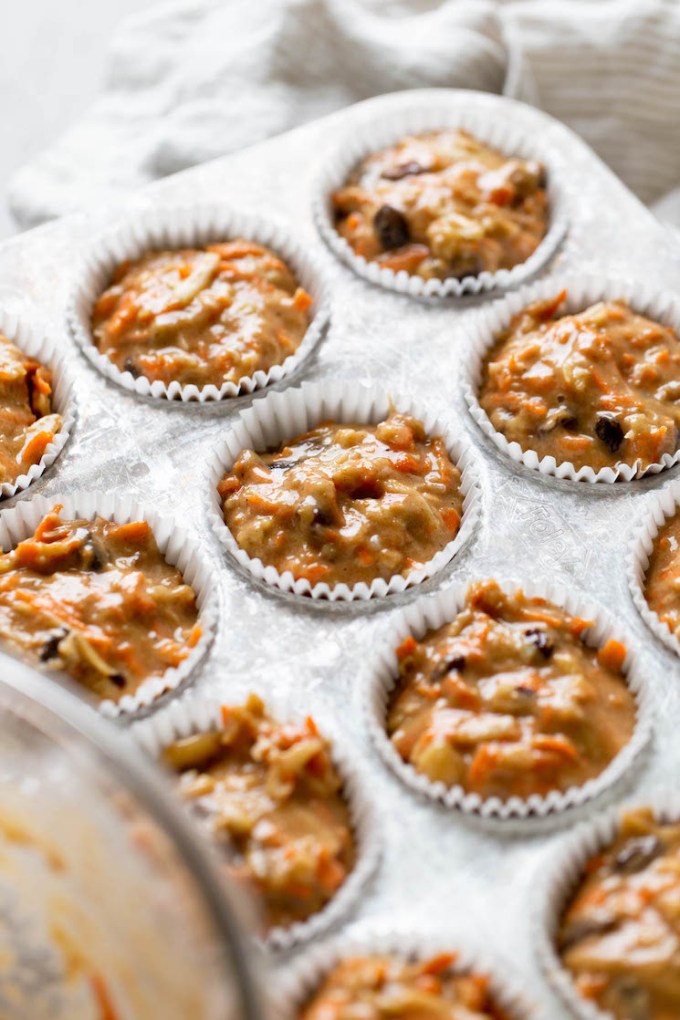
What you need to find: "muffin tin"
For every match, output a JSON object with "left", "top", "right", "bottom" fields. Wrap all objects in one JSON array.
[{"left": 2, "top": 88, "right": 680, "bottom": 1017}]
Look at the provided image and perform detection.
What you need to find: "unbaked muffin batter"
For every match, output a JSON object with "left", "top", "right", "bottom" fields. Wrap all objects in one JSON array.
[
  {"left": 643, "top": 509, "right": 680, "bottom": 641},
  {"left": 0, "top": 332, "right": 62, "bottom": 484},
  {"left": 558, "top": 807, "right": 680, "bottom": 1019},
  {"left": 387, "top": 580, "right": 636, "bottom": 800},
  {"left": 332, "top": 129, "right": 548, "bottom": 280},
  {"left": 0, "top": 507, "right": 200, "bottom": 701},
  {"left": 91, "top": 240, "right": 313, "bottom": 388},
  {"left": 480, "top": 292, "right": 680, "bottom": 473},
  {"left": 218, "top": 412, "right": 464, "bottom": 587},
  {"left": 300, "top": 953, "right": 513, "bottom": 1020},
  {"left": 163, "top": 694, "right": 355, "bottom": 932}
]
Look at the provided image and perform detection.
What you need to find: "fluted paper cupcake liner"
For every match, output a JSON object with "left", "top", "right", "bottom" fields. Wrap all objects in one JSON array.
[
  {"left": 0, "top": 309, "right": 75, "bottom": 500},
  {"left": 0, "top": 493, "right": 218, "bottom": 716},
  {"left": 132, "top": 692, "right": 381, "bottom": 952},
  {"left": 67, "top": 204, "right": 330, "bottom": 402},
  {"left": 206, "top": 380, "right": 482, "bottom": 601},
  {"left": 312, "top": 97, "right": 568, "bottom": 299},
  {"left": 363, "top": 577, "right": 652, "bottom": 822},
  {"left": 273, "top": 924, "right": 537, "bottom": 1020},
  {"left": 534, "top": 792, "right": 680, "bottom": 1020},
  {"left": 627, "top": 479, "right": 680, "bottom": 657},
  {"left": 462, "top": 274, "right": 680, "bottom": 483}
]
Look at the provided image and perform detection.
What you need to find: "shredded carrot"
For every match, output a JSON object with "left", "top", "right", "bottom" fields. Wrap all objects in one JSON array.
[
  {"left": 293, "top": 288, "right": 313, "bottom": 313},
  {"left": 35, "top": 507, "right": 63, "bottom": 542},
  {"left": 396, "top": 635, "right": 417, "bottom": 660},
  {"left": 441, "top": 507, "right": 461, "bottom": 532},
  {"left": 187, "top": 623, "right": 202, "bottom": 648},
  {"left": 357, "top": 547, "right": 374, "bottom": 566},
  {"left": 420, "top": 952, "right": 456, "bottom": 976},
  {"left": 597, "top": 637, "right": 627, "bottom": 672},
  {"left": 297, "top": 564, "right": 329, "bottom": 585},
  {"left": 393, "top": 453, "right": 423, "bottom": 474},
  {"left": 377, "top": 243, "right": 430, "bottom": 273},
  {"left": 90, "top": 973, "right": 120, "bottom": 1020},
  {"left": 559, "top": 434, "right": 592, "bottom": 453},
  {"left": 20, "top": 430, "right": 52, "bottom": 465},
  {"left": 109, "top": 520, "right": 151, "bottom": 545}
]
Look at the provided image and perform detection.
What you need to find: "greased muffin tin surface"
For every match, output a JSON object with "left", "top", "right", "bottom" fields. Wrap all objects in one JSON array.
[{"left": 2, "top": 89, "right": 680, "bottom": 1016}]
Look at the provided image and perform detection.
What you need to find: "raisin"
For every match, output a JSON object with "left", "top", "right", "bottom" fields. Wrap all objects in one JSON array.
[
  {"left": 350, "top": 479, "right": 383, "bottom": 500},
  {"left": 373, "top": 205, "right": 410, "bottom": 250},
  {"left": 381, "top": 161, "right": 426, "bottom": 181},
  {"left": 40, "top": 628, "right": 69, "bottom": 662},
  {"left": 525, "top": 627, "right": 554, "bottom": 659},
  {"left": 614, "top": 835, "right": 663, "bottom": 874},
  {"left": 561, "top": 415, "right": 579, "bottom": 431},
  {"left": 312, "top": 506, "right": 334, "bottom": 527},
  {"left": 447, "top": 655, "right": 466, "bottom": 672},
  {"left": 124, "top": 358, "right": 140, "bottom": 378},
  {"left": 109, "top": 672, "right": 126, "bottom": 688},
  {"left": 516, "top": 685, "right": 535, "bottom": 697},
  {"left": 81, "top": 533, "right": 109, "bottom": 571},
  {"left": 595, "top": 415, "right": 624, "bottom": 453}
]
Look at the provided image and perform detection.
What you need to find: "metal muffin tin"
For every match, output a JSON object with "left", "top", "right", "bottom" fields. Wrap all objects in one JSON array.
[{"left": 2, "top": 89, "right": 680, "bottom": 1016}]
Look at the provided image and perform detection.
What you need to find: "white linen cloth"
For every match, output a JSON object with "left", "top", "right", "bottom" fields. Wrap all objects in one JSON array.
[{"left": 9, "top": 0, "right": 680, "bottom": 229}]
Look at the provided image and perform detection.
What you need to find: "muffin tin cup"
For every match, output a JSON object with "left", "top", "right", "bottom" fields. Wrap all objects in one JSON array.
[
  {"left": 627, "top": 479, "right": 680, "bottom": 657},
  {"left": 272, "top": 924, "right": 536, "bottom": 1020},
  {"left": 131, "top": 692, "right": 382, "bottom": 952},
  {"left": 206, "top": 379, "right": 482, "bottom": 602},
  {"left": 67, "top": 204, "right": 331, "bottom": 403},
  {"left": 311, "top": 98, "right": 568, "bottom": 299},
  {"left": 533, "top": 792, "right": 680, "bottom": 1020},
  {"left": 462, "top": 274, "right": 680, "bottom": 483},
  {"left": 0, "top": 493, "right": 218, "bottom": 717},
  {"left": 363, "top": 577, "right": 653, "bottom": 823},
  {"left": 0, "top": 309, "right": 76, "bottom": 500}
]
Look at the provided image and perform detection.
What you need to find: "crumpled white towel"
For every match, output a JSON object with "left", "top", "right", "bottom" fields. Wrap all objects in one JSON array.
[{"left": 9, "top": 0, "right": 680, "bottom": 229}]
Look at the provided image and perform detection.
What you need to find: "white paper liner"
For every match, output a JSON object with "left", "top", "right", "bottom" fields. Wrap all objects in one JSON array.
[
  {"left": 66, "top": 204, "right": 331, "bottom": 402},
  {"left": 273, "top": 925, "right": 536, "bottom": 1020},
  {"left": 131, "top": 692, "right": 381, "bottom": 952},
  {"left": 206, "top": 380, "right": 482, "bottom": 601},
  {"left": 0, "top": 493, "right": 217, "bottom": 717},
  {"left": 462, "top": 274, "right": 680, "bottom": 483},
  {"left": 311, "top": 99, "right": 568, "bottom": 299},
  {"left": 0, "top": 308, "right": 76, "bottom": 500},
  {"left": 363, "top": 577, "right": 653, "bottom": 822},
  {"left": 534, "top": 792, "right": 680, "bottom": 1020},
  {"left": 627, "top": 479, "right": 680, "bottom": 658}
]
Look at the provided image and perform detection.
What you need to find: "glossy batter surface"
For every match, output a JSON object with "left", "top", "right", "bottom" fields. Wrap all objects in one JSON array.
[
  {"left": 299, "top": 953, "right": 513, "bottom": 1020},
  {"left": 91, "top": 240, "right": 313, "bottom": 388},
  {"left": 644, "top": 511, "right": 680, "bottom": 640},
  {"left": 332, "top": 129, "right": 548, "bottom": 280},
  {"left": 558, "top": 808, "right": 680, "bottom": 1020},
  {"left": 387, "top": 581, "right": 636, "bottom": 800},
  {"left": 163, "top": 694, "right": 355, "bottom": 932},
  {"left": 0, "top": 332, "right": 62, "bottom": 483},
  {"left": 480, "top": 293, "right": 680, "bottom": 472},
  {"left": 0, "top": 508, "right": 200, "bottom": 702},
  {"left": 218, "top": 412, "right": 464, "bottom": 587}
]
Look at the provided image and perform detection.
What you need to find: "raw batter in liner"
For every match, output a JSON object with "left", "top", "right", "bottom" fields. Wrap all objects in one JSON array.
[
  {"left": 91, "top": 239, "right": 313, "bottom": 388},
  {"left": 387, "top": 580, "right": 636, "bottom": 800},
  {"left": 163, "top": 693, "right": 355, "bottom": 932},
  {"left": 558, "top": 807, "right": 680, "bottom": 1020},
  {"left": 643, "top": 509, "right": 680, "bottom": 641},
  {"left": 300, "top": 953, "right": 513, "bottom": 1020},
  {"left": 331, "top": 128, "right": 548, "bottom": 280},
  {"left": 0, "top": 506, "right": 201, "bottom": 702},
  {"left": 480, "top": 291, "right": 680, "bottom": 473},
  {"left": 218, "top": 412, "right": 464, "bottom": 588},
  {"left": 0, "top": 332, "right": 62, "bottom": 484}
]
